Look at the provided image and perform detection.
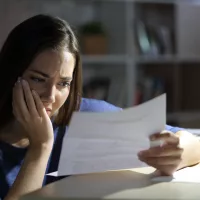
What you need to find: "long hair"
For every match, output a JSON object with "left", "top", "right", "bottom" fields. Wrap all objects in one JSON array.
[{"left": 0, "top": 14, "right": 82, "bottom": 129}]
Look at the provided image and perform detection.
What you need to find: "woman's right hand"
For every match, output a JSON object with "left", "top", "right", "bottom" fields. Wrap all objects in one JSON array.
[{"left": 12, "top": 78, "right": 54, "bottom": 148}]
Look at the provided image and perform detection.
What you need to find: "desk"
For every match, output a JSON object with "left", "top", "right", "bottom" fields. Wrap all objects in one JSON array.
[{"left": 21, "top": 167, "right": 200, "bottom": 200}]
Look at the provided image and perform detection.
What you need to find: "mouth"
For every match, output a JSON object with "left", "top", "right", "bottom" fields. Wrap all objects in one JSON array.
[{"left": 45, "top": 108, "right": 52, "bottom": 115}]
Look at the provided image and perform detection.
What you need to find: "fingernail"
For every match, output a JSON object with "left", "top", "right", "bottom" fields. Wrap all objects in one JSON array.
[
  {"left": 15, "top": 77, "right": 21, "bottom": 85},
  {"left": 138, "top": 151, "right": 143, "bottom": 156},
  {"left": 150, "top": 135, "right": 156, "bottom": 141},
  {"left": 17, "top": 77, "right": 21, "bottom": 82},
  {"left": 32, "top": 90, "right": 39, "bottom": 96},
  {"left": 22, "top": 79, "right": 27, "bottom": 85}
]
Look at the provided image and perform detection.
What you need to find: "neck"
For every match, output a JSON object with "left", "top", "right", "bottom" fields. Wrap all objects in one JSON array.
[{"left": 0, "top": 120, "right": 29, "bottom": 148}]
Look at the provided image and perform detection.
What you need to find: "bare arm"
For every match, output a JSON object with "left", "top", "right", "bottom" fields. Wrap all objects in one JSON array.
[
  {"left": 4, "top": 144, "right": 52, "bottom": 200},
  {"left": 138, "top": 130, "right": 200, "bottom": 175},
  {"left": 4, "top": 79, "right": 55, "bottom": 199},
  {"left": 176, "top": 130, "right": 200, "bottom": 169}
]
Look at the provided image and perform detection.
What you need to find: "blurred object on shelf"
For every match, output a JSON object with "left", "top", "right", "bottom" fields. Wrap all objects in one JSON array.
[
  {"left": 83, "top": 77, "right": 110, "bottom": 101},
  {"left": 133, "top": 83, "right": 143, "bottom": 106},
  {"left": 107, "top": 76, "right": 126, "bottom": 108},
  {"left": 79, "top": 21, "right": 108, "bottom": 55},
  {"left": 135, "top": 20, "right": 173, "bottom": 56},
  {"left": 157, "top": 25, "right": 173, "bottom": 54},
  {"left": 134, "top": 76, "right": 165, "bottom": 105},
  {"left": 143, "top": 77, "right": 165, "bottom": 101},
  {"left": 134, "top": 2, "right": 175, "bottom": 57},
  {"left": 143, "top": 77, "right": 154, "bottom": 101},
  {"left": 134, "top": 20, "right": 152, "bottom": 55},
  {"left": 167, "top": 112, "right": 200, "bottom": 129}
]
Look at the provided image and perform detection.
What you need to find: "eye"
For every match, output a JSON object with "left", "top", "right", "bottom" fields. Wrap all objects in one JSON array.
[
  {"left": 30, "top": 76, "right": 45, "bottom": 83},
  {"left": 58, "top": 81, "right": 71, "bottom": 87}
]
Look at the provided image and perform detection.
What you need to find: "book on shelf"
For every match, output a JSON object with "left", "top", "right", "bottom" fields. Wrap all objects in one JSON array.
[
  {"left": 134, "top": 19, "right": 174, "bottom": 56},
  {"left": 134, "top": 76, "right": 165, "bottom": 106},
  {"left": 83, "top": 76, "right": 126, "bottom": 108},
  {"left": 83, "top": 77, "right": 110, "bottom": 101}
]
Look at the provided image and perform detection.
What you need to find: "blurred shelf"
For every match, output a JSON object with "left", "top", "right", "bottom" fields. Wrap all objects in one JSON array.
[
  {"left": 81, "top": 55, "right": 130, "bottom": 65},
  {"left": 134, "top": 0, "right": 176, "bottom": 4},
  {"left": 167, "top": 111, "right": 200, "bottom": 122},
  {"left": 133, "top": 0, "right": 200, "bottom": 5},
  {"left": 177, "top": 55, "right": 200, "bottom": 63},
  {"left": 82, "top": 54, "right": 200, "bottom": 66},
  {"left": 176, "top": 0, "right": 200, "bottom": 5},
  {"left": 186, "top": 128, "right": 200, "bottom": 135},
  {"left": 136, "top": 54, "right": 200, "bottom": 64},
  {"left": 136, "top": 55, "right": 177, "bottom": 64}
]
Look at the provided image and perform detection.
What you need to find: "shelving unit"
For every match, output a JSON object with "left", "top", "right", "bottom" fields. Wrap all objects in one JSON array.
[
  {"left": 81, "top": 55, "right": 129, "bottom": 65},
  {"left": 79, "top": 0, "right": 200, "bottom": 127},
  {"left": 132, "top": 0, "right": 200, "bottom": 127},
  {"left": 79, "top": 0, "right": 177, "bottom": 109},
  {"left": 2, "top": 0, "right": 200, "bottom": 127}
]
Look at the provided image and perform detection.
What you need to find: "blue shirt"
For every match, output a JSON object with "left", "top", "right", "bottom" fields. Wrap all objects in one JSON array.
[{"left": 0, "top": 98, "right": 183, "bottom": 199}]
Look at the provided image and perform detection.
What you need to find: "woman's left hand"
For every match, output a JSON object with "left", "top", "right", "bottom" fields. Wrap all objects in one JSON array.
[{"left": 137, "top": 131, "right": 184, "bottom": 176}]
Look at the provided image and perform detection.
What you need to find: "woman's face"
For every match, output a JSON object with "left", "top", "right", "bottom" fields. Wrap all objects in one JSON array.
[{"left": 22, "top": 49, "right": 75, "bottom": 117}]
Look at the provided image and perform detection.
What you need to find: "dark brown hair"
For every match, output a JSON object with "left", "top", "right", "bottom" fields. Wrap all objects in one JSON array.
[{"left": 0, "top": 14, "right": 82, "bottom": 129}]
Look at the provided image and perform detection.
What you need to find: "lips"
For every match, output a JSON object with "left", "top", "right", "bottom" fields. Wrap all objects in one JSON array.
[{"left": 45, "top": 108, "right": 52, "bottom": 112}]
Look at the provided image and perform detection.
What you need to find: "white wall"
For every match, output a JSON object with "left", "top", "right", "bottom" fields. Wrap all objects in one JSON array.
[
  {"left": 177, "top": 3, "right": 200, "bottom": 58},
  {"left": 0, "top": 0, "right": 127, "bottom": 55}
]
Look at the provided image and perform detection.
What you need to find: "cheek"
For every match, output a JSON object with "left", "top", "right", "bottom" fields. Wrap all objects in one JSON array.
[
  {"left": 61, "top": 89, "right": 70, "bottom": 102},
  {"left": 27, "top": 82, "right": 39, "bottom": 91},
  {"left": 55, "top": 89, "right": 70, "bottom": 107},
  {"left": 23, "top": 77, "right": 41, "bottom": 92}
]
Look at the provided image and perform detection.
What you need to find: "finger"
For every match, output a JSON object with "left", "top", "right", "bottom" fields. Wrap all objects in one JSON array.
[
  {"left": 13, "top": 78, "right": 29, "bottom": 118},
  {"left": 139, "top": 155, "right": 182, "bottom": 165},
  {"left": 12, "top": 100, "right": 22, "bottom": 122},
  {"left": 21, "top": 79, "right": 38, "bottom": 117},
  {"left": 32, "top": 90, "right": 47, "bottom": 118},
  {"left": 154, "top": 165, "right": 179, "bottom": 176},
  {"left": 150, "top": 131, "right": 179, "bottom": 145},
  {"left": 138, "top": 145, "right": 183, "bottom": 157}
]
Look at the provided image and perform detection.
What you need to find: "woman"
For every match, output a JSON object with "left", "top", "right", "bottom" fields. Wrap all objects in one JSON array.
[{"left": 0, "top": 14, "right": 200, "bottom": 200}]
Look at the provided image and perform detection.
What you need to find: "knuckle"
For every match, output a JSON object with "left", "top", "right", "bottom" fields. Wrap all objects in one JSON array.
[
  {"left": 25, "top": 95, "right": 32, "bottom": 102},
  {"left": 176, "top": 137, "right": 180, "bottom": 144},
  {"left": 152, "top": 146, "right": 162, "bottom": 155},
  {"left": 174, "top": 155, "right": 182, "bottom": 163},
  {"left": 33, "top": 116, "right": 41, "bottom": 122},
  {"left": 21, "top": 114, "right": 30, "bottom": 122},
  {"left": 177, "top": 157, "right": 182, "bottom": 164},
  {"left": 156, "top": 151, "right": 162, "bottom": 156},
  {"left": 148, "top": 157, "right": 157, "bottom": 165},
  {"left": 23, "top": 117, "right": 29, "bottom": 123},
  {"left": 12, "top": 109, "right": 20, "bottom": 119},
  {"left": 15, "top": 115, "right": 23, "bottom": 123},
  {"left": 37, "top": 103, "right": 43, "bottom": 111},
  {"left": 164, "top": 132, "right": 172, "bottom": 138},
  {"left": 177, "top": 146, "right": 184, "bottom": 152}
]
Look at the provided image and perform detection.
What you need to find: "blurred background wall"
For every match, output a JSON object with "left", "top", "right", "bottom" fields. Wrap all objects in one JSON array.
[{"left": 1, "top": 0, "right": 200, "bottom": 128}]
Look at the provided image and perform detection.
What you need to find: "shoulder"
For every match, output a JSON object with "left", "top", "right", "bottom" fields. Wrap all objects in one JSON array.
[{"left": 80, "top": 98, "right": 122, "bottom": 112}]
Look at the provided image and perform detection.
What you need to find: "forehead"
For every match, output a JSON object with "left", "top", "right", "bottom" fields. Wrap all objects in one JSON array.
[{"left": 28, "top": 50, "right": 75, "bottom": 77}]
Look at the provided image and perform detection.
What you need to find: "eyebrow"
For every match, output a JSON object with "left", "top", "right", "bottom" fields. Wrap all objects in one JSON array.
[{"left": 30, "top": 69, "right": 72, "bottom": 80}]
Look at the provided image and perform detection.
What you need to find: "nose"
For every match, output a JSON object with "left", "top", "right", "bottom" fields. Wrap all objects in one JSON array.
[{"left": 40, "top": 85, "right": 56, "bottom": 104}]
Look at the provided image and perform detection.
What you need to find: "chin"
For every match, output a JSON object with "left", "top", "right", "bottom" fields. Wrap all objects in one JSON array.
[
  {"left": 46, "top": 111, "right": 52, "bottom": 116},
  {"left": 49, "top": 111, "right": 58, "bottom": 120}
]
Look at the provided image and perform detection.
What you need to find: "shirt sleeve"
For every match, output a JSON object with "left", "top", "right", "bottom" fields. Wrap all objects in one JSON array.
[
  {"left": 80, "top": 98, "right": 122, "bottom": 112},
  {"left": 165, "top": 124, "right": 185, "bottom": 133}
]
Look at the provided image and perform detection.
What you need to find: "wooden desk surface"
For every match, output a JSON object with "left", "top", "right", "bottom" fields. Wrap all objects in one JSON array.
[{"left": 21, "top": 167, "right": 200, "bottom": 200}]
